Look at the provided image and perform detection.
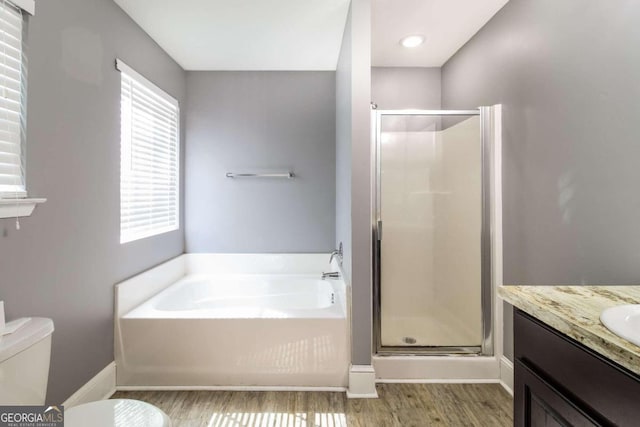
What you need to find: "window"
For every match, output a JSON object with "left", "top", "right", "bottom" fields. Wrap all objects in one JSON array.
[
  {"left": 117, "top": 60, "right": 179, "bottom": 243},
  {"left": 0, "top": 1, "right": 26, "bottom": 198}
]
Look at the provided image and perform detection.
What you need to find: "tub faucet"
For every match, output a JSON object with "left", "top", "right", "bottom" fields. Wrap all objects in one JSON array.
[
  {"left": 322, "top": 272, "right": 341, "bottom": 280},
  {"left": 330, "top": 242, "right": 343, "bottom": 266}
]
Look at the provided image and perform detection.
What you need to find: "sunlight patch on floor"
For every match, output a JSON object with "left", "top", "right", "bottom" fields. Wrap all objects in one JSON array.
[{"left": 206, "top": 411, "right": 347, "bottom": 427}]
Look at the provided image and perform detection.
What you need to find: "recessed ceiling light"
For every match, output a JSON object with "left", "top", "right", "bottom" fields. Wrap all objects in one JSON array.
[{"left": 400, "top": 35, "right": 426, "bottom": 48}]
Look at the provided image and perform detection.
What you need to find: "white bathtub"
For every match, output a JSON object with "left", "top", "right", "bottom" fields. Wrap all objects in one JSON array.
[
  {"left": 126, "top": 274, "right": 344, "bottom": 319},
  {"left": 115, "top": 254, "right": 349, "bottom": 389}
]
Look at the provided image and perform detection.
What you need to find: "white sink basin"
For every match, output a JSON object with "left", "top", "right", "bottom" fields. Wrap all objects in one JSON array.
[{"left": 600, "top": 304, "right": 640, "bottom": 347}]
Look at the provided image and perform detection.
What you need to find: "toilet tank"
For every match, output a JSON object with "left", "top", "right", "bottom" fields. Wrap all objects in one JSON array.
[{"left": 0, "top": 318, "right": 54, "bottom": 405}]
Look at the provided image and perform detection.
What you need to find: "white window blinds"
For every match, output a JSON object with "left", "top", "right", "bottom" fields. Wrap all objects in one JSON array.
[
  {"left": 117, "top": 60, "right": 180, "bottom": 243},
  {"left": 0, "top": 1, "right": 25, "bottom": 197}
]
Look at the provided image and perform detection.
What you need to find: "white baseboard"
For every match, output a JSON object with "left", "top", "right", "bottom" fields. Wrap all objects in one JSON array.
[
  {"left": 346, "top": 365, "right": 378, "bottom": 398},
  {"left": 373, "top": 355, "right": 500, "bottom": 381},
  {"left": 63, "top": 362, "right": 116, "bottom": 408},
  {"left": 376, "top": 378, "right": 501, "bottom": 384},
  {"left": 116, "top": 385, "right": 346, "bottom": 392},
  {"left": 499, "top": 356, "right": 514, "bottom": 396}
]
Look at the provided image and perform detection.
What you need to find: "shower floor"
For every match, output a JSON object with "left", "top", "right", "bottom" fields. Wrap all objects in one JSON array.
[{"left": 380, "top": 305, "right": 480, "bottom": 348}]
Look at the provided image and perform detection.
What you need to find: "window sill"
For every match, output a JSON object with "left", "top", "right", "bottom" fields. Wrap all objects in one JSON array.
[{"left": 0, "top": 198, "right": 47, "bottom": 219}]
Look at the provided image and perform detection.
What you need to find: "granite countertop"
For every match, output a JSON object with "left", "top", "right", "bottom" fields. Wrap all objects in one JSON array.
[{"left": 499, "top": 285, "right": 640, "bottom": 376}]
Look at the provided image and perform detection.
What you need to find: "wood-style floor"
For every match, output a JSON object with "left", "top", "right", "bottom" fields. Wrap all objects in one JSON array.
[{"left": 112, "top": 383, "right": 513, "bottom": 427}]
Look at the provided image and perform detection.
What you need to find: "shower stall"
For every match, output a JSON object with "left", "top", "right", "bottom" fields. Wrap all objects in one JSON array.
[{"left": 373, "top": 108, "right": 493, "bottom": 356}]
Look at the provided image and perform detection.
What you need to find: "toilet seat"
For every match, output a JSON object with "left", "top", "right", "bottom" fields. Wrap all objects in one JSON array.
[{"left": 65, "top": 399, "right": 171, "bottom": 427}]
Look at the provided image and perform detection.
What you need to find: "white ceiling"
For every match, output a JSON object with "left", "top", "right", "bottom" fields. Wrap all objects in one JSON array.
[
  {"left": 115, "top": 0, "right": 508, "bottom": 71},
  {"left": 114, "top": 0, "right": 351, "bottom": 71},
  {"left": 372, "top": 0, "right": 509, "bottom": 67}
]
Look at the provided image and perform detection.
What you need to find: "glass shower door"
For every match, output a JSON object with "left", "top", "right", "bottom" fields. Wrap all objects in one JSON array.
[{"left": 376, "top": 111, "right": 486, "bottom": 352}]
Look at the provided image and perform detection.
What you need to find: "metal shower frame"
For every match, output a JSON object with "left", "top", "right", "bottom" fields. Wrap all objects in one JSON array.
[{"left": 372, "top": 108, "right": 494, "bottom": 356}]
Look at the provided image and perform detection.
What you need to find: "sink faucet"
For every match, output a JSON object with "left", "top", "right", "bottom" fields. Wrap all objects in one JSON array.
[
  {"left": 322, "top": 272, "right": 341, "bottom": 280},
  {"left": 330, "top": 242, "right": 343, "bottom": 265}
]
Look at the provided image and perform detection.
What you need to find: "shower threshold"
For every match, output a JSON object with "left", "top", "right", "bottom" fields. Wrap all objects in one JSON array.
[{"left": 376, "top": 345, "right": 482, "bottom": 357}]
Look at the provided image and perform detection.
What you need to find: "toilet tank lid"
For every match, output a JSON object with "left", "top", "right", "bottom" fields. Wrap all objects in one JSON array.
[{"left": 0, "top": 318, "right": 54, "bottom": 363}]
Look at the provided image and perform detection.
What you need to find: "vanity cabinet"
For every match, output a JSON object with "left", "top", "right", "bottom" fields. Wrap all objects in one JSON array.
[{"left": 514, "top": 309, "right": 640, "bottom": 427}]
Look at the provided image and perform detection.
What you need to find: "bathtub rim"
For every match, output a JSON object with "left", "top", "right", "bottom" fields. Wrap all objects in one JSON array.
[
  {"left": 115, "top": 253, "right": 343, "bottom": 318},
  {"left": 122, "top": 272, "right": 347, "bottom": 320}
]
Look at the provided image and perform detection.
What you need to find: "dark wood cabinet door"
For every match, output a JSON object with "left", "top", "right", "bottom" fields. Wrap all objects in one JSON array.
[
  {"left": 515, "top": 360, "right": 601, "bottom": 427},
  {"left": 513, "top": 310, "right": 640, "bottom": 427}
]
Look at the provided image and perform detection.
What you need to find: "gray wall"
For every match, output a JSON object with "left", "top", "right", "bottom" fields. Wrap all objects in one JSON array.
[
  {"left": 349, "top": 0, "right": 373, "bottom": 366},
  {"left": 336, "top": 9, "right": 352, "bottom": 280},
  {"left": 185, "top": 72, "right": 336, "bottom": 253},
  {"left": 442, "top": 0, "right": 640, "bottom": 361},
  {"left": 371, "top": 67, "right": 441, "bottom": 110},
  {"left": 0, "top": 0, "right": 186, "bottom": 403},
  {"left": 336, "top": 0, "right": 373, "bottom": 366}
]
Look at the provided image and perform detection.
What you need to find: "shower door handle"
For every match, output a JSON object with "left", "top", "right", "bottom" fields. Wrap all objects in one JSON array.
[{"left": 377, "top": 220, "right": 383, "bottom": 241}]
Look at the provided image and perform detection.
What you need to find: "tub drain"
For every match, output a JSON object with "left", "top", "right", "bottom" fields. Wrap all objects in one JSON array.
[{"left": 402, "top": 336, "right": 417, "bottom": 344}]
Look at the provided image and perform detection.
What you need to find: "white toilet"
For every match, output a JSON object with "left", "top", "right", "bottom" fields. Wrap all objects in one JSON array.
[{"left": 0, "top": 317, "right": 170, "bottom": 427}]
